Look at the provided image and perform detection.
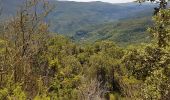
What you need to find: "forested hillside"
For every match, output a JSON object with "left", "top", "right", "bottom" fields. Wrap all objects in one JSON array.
[
  {"left": 72, "top": 16, "right": 153, "bottom": 45},
  {"left": 47, "top": 1, "right": 155, "bottom": 36},
  {"left": 1, "top": 0, "right": 157, "bottom": 45},
  {"left": 0, "top": 0, "right": 170, "bottom": 100},
  {"left": 1, "top": 0, "right": 155, "bottom": 38}
]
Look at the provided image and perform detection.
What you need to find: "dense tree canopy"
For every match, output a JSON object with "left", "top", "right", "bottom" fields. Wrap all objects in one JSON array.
[{"left": 0, "top": 0, "right": 170, "bottom": 100}]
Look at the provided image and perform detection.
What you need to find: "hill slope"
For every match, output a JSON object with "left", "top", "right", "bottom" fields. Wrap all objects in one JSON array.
[
  {"left": 2, "top": 1, "right": 155, "bottom": 33},
  {"left": 48, "top": 1, "right": 155, "bottom": 36},
  {"left": 72, "top": 16, "right": 153, "bottom": 45},
  {"left": 1, "top": 0, "right": 156, "bottom": 44}
]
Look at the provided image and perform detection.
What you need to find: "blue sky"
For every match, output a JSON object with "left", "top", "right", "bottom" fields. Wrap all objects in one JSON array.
[{"left": 60, "top": 0, "right": 135, "bottom": 3}]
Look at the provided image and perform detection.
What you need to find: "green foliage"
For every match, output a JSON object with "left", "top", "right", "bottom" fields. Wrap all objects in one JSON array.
[
  {"left": 122, "top": 6, "right": 170, "bottom": 99},
  {"left": 34, "top": 78, "right": 50, "bottom": 100},
  {"left": 148, "top": 9, "right": 170, "bottom": 48},
  {"left": 1, "top": 0, "right": 170, "bottom": 100},
  {"left": 0, "top": 39, "right": 5, "bottom": 53},
  {"left": 9, "top": 85, "right": 26, "bottom": 100},
  {"left": 45, "top": 36, "right": 83, "bottom": 100},
  {"left": 73, "top": 17, "right": 152, "bottom": 46},
  {"left": 143, "top": 68, "right": 170, "bottom": 100},
  {"left": 0, "top": 83, "right": 26, "bottom": 100},
  {"left": 0, "top": 88, "right": 8, "bottom": 99}
]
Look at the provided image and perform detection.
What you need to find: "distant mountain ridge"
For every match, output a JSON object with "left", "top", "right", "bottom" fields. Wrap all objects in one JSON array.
[
  {"left": 47, "top": 1, "right": 156, "bottom": 36},
  {"left": 1, "top": 0, "right": 156, "bottom": 44}
]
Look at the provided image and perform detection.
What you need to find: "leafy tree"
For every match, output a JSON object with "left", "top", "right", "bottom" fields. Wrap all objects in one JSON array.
[
  {"left": 0, "top": 0, "right": 53, "bottom": 99},
  {"left": 123, "top": 1, "right": 170, "bottom": 99}
]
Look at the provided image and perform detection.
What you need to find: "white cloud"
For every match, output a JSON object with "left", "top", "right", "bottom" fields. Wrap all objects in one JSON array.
[{"left": 59, "top": 0, "right": 135, "bottom": 3}]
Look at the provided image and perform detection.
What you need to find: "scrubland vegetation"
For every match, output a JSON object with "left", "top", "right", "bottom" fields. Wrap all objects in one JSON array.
[{"left": 0, "top": 0, "right": 170, "bottom": 100}]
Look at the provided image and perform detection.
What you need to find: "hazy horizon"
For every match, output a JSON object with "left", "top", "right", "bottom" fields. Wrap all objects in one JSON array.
[{"left": 58, "top": 0, "right": 135, "bottom": 3}]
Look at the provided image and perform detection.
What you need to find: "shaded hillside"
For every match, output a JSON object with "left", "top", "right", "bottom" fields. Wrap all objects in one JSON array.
[
  {"left": 1, "top": 0, "right": 24, "bottom": 17},
  {"left": 73, "top": 16, "right": 153, "bottom": 46},
  {"left": 48, "top": 1, "right": 155, "bottom": 36},
  {"left": 1, "top": 0, "right": 155, "bottom": 37}
]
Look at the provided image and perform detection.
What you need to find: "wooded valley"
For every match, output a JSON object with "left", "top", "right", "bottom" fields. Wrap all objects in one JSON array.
[{"left": 0, "top": 0, "right": 170, "bottom": 100}]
